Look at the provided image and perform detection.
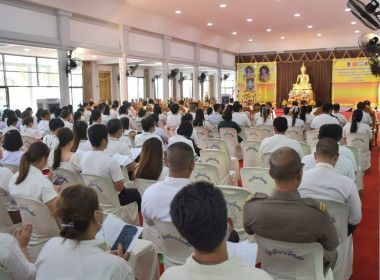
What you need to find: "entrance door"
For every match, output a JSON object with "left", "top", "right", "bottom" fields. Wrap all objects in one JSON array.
[
  {"left": 0, "top": 87, "right": 9, "bottom": 112},
  {"left": 99, "top": 71, "right": 111, "bottom": 102}
]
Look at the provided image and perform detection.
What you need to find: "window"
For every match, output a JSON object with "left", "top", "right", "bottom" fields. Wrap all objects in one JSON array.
[
  {"left": 222, "top": 76, "right": 235, "bottom": 96},
  {"left": 155, "top": 78, "right": 163, "bottom": 100},
  {"left": 69, "top": 67, "right": 83, "bottom": 110},
  {"left": 182, "top": 79, "right": 193, "bottom": 99},
  {"left": 128, "top": 77, "right": 145, "bottom": 100}
]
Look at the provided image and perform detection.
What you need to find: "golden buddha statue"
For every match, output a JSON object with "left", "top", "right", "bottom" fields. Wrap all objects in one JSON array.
[
  {"left": 288, "top": 63, "right": 314, "bottom": 105},
  {"left": 293, "top": 63, "right": 312, "bottom": 91}
]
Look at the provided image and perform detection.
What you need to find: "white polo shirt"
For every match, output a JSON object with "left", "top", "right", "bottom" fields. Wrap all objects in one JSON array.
[
  {"left": 232, "top": 112, "right": 251, "bottom": 127},
  {"left": 110, "top": 109, "right": 119, "bottom": 119},
  {"left": 63, "top": 120, "right": 73, "bottom": 130},
  {"left": 299, "top": 162, "right": 362, "bottom": 225},
  {"left": 166, "top": 114, "right": 181, "bottom": 127},
  {"left": 310, "top": 114, "right": 339, "bottom": 130},
  {"left": 349, "top": 111, "right": 372, "bottom": 125},
  {"left": 9, "top": 166, "right": 57, "bottom": 204},
  {"left": 332, "top": 113, "right": 347, "bottom": 126},
  {"left": 105, "top": 137, "right": 134, "bottom": 165},
  {"left": 0, "top": 166, "right": 18, "bottom": 211},
  {"left": 287, "top": 118, "right": 305, "bottom": 130},
  {"left": 1, "top": 150, "right": 24, "bottom": 166},
  {"left": 208, "top": 112, "right": 223, "bottom": 123},
  {"left": 135, "top": 132, "right": 165, "bottom": 150},
  {"left": 36, "top": 237, "right": 135, "bottom": 280},
  {"left": 117, "top": 114, "right": 136, "bottom": 130},
  {"left": 259, "top": 134, "right": 304, "bottom": 159},
  {"left": 343, "top": 122, "right": 372, "bottom": 139},
  {"left": 80, "top": 150, "right": 124, "bottom": 182},
  {"left": 161, "top": 255, "right": 272, "bottom": 280},
  {"left": 83, "top": 110, "right": 91, "bottom": 123},
  {"left": 43, "top": 135, "right": 56, "bottom": 150},
  {"left": 256, "top": 117, "right": 273, "bottom": 126},
  {"left": 0, "top": 233, "right": 36, "bottom": 280},
  {"left": 21, "top": 127, "right": 42, "bottom": 139},
  {"left": 142, "top": 176, "right": 190, "bottom": 224},
  {"left": 168, "top": 135, "right": 196, "bottom": 155},
  {"left": 37, "top": 120, "right": 50, "bottom": 132},
  {"left": 2, "top": 125, "right": 18, "bottom": 134},
  {"left": 77, "top": 140, "right": 92, "bottom": 152}
]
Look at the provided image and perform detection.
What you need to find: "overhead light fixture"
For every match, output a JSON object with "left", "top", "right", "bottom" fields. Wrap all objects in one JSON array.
[
  {"left": 232, "top": 32, "right": 237, "bottom": 35},
  {"left": 220, "top": 4, "right": 227, "bottom": 8},
  {"left": 175, "top": 10, "right": 182, "bottom": 14},
  {"left": 247, "top": 18, "right": 253, "bottom": 22},
  {"left": 307, "top": 25, "right": 313, "bottom": 29},
  {"left": 24, "top": 48, "right": 30, "bottom": 52},
  {"left": 351, "top": 21, "right": 357, "bottom": 24},
  {"left": 248, "top": 39, "right": 253, "bottom": 42},
  {"left": 92, "top": 55, "right": 97, "bottom": 58},
  {"left": 207, "top": 22, "right": 213, "bottom": 26},
  {"left": 355, "top": 30, "right": 360, "bottom": 33},
  {"left": 280, "top": 36, "right": 285, "bottom": 39},
  {"left": 345, "top": 8, "right": 351, "bottom": 12},
  {"left": 267, "top": 28, "right": 272, "bottom": 32},
  {"left": 294, "top": 13, "right": 301, "bottom": 17},
  {"left": 317, "top": 33, "right": 322, "bottom": 36}
]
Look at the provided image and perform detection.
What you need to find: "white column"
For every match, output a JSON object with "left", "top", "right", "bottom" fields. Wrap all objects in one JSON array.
[
  {"left": 119, "top": 54, "right": 128, "bottom": 102},
  {"left": 90, "top": 62, "right": 100, "bottom": 102},
  {"left": 215, "top": 68, "right": 222, "bottom": 103},
  {"left": 112, "top": 64, "right": 120, "bottom": 101},
  {"left": 193, "top": 66, "right": 200, "bottom": 101},
  {"left": 148, "top": 68, "right": 155, "bottom": 99},
  {"left": 57, "top": 50, "right": 70, "bottom": 106},
  {"left": 162, "top": 62, "right": 169, "bottom": 102},
  {"left": 175, "top": 74, "right": 181, "bottom": 99}
]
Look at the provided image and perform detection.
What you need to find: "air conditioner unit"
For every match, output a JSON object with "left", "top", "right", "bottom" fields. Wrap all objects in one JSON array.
[{"left": 36, "top": 98, "right": 61, "bottom": 111}]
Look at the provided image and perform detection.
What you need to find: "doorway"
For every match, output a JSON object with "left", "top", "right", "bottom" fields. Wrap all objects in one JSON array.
[{"left": 99, "top": 71, "right": 111, "bottom": 102}]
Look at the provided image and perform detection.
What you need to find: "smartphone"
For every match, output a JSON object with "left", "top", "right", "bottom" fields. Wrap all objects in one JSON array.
[
  {"left": 111, "top": 225, "right": 138, "bottom": 253},
  {"left": 52, "top": 176, "right": 67, "bottom": 185}
]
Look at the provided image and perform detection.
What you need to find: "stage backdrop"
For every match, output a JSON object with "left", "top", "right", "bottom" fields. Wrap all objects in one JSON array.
[
  {"left": 236, "top": 62, "right": 276, "bottom": 103},
  {"left": 332, "top": 58, "right": 380, "bottom": 107}
]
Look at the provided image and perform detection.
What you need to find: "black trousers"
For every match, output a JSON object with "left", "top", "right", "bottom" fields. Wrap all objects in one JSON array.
[{"left": 118, "top": 188, "right": 142, "bottom": 211}]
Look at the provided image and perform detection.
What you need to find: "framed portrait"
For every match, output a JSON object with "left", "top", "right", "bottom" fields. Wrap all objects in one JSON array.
[
  {"left": 244, "top": 66, "right": 254, "bottom": 78},
  {"left": 245, "top": 78, "right": 255, "bottom": 91},
  {"left": 258, "top": 65, "right": 270, "bottom": 82}
]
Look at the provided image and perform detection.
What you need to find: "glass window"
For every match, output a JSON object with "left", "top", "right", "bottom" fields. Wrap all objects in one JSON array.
[
  {"left": 6, "top": 72, "right": 38, "bottom": 86},
  {"left": 8, "top": 87, "right": 60, "bottom": 112},
  {"left": 39, "top": 73, "right": 59, "bottom": 87},
  {"left": 0, "top": 55, "right": 3, "bottom": 71},
  {"left": 70, "top": 88, "right": 83, "bottom": 110},
  {"left": 128, "top": 77, "right": 138, "bottom": 100},
  {"left": 138, "top": 77, "right": 145, "bottom": 99},
  {"left": 4, "top": 55, "right": 37, "bottom": 72},
  {"left": 183, "top": 79, "right": 193, "bottom": 99},
  {"left": 0, "top": 71, "right": 4, "bottom": 86},
  {"left": 156, "top": 78, "right": 163, "bottom": 100},
  {"left": 38, "top": 58, "right": 59, "bottom": 73},
  {"left": 69, "top": 74, "right": 83, "bottom": 87}
]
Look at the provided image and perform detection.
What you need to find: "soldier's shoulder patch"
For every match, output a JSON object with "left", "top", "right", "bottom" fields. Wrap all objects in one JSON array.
[
  {"left": 302, "top": 198, "right": 326, "bottom": 212},
  {"left": 246, "top": 192, "right": 268, "bottom": 203}
]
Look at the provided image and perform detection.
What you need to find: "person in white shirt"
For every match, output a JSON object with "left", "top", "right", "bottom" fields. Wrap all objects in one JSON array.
[
  {"left": 208, "top": 104, "right": 223, "bottom": 123},
  {"left": 0, "top": 223, "right": 36, "bottom": 280},
  {"left": 98, "top": 104, "right": 110, "bottom": 125},
  {"left": 259, "top": 117, "right": 304, "bottom": 160},
  {"left": 310, "top": 102, "right": 339, "bottom": 130},
  {"left": 161, "top": 181, "right": 272, "bottom": 280},
  {"left": 348, "top": 102, "right": 373, "bottom": 126},
  {"left": 150, "top": 114, "right": 169, "bottom": 143},
  {"left": 343, "top": 110, "right": 373, "bottom": 141},
  {"left": 60, "top": 109, "right": 73, "bottom": 130},
  {"left": 256, "top": 107, "right": 274, "bottom": 126},
  {"left": 169, "top": 121, "right": 197, "bottom": 157},
  {"left": 332, "top": 103, "right": 347, "bottom": 126},
  {"left": 3, "top": 116, "right": 19, "bottom": 134},
  {"left": 35, "top": 185, "right": 135, "bottom": 280},
  {"left": 21, "top": 116, "right": 42, "bottom": 140},
  {"left": 166, "top": 103, "right": 182, "bottom": 128},
  {"left": 153, "top": 104, "right": 167, "bottom": 128},
  {"left": 43, "top": 118, "right": 64, "bottom": 150},
  {"left": 118, "top": 104, "right": 137, "bottom": 131},
  {"left": 193, "top": 108, "right": 213, "bottom": 134},
  {"left": 232, "top": 102, "right": 251, "bottom": 127},
  {"left": 135, "top": 117, "right": 165, "bottom": 151},
  {"left": 71, "top": 120, "right": 92, "bottom": 152},
  {"left": 37, "top": 110, "right": 51, "bottom": 133},
  {"left": 82, "top": 103, "right": 92, "bottom": 123},
  {"left": 287, "top": 107, "right": 305, "bottom": 130},
  {"left": 305, "top": 105, "right": 315, "bottom": 123},
  {"left": 89, "top": 109, "right": 102, "bottom": 127},
  {"left": 282, "top": 106, "right": 291, "bottom": 120},
  {"left": 119, "top": 117, "right": 136, "bottom": 148},
  {"left": 110, "top": 103, "right": 119, "bottom": 119},
  {"left": 142, "top": 142, "right": 194, "bottom": 225},
  {"left": 80, "top": 124, "right": 141, "bottom": 208},
  {"left": 1, "top": 130, "right": 24, "bottom": 166},
  {"left": 0, "top": 166, "right": 20, "bottom": 224},
  {"left": 299, "top": 138, "right": 362, "bottom": 235}
]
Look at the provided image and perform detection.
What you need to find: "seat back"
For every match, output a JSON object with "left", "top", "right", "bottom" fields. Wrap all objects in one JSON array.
[
  {"left": 216, "top": 185, "right": 252, "bottom": 241},
  {"left": 239, "top": 125, "right": 247, "bottom": 140},
  {"left": 345, "top": 145, "right": 360, "bottom": 168},
  {"left": 0, "top": 198, "right": 16, "bottom": 234},
  {"left": 240, "top": 167, "right": 275, "bottom": 195},
  {"left": 285, "top": 126, "right": 304, "bottom": 142},
  {"left": 190, "top": 163, "right": 221, "bottom": 185},
  {"left": 52, "top": 167, "right": 84, "bottom": 191},
  {"left": 210, "top": 123, "right": 220, "bottom": 138},
  {"left": 300, "top": 142, "right": 312, "bottom": 156},
  {"left": 134, "top": 178, "right": 158, "bottom": 197},
  {"left": 21, "top": 136, "right": 37, "bottom": 151},
  {"left": 257, "top": 125, "right": 274, "bottom": 138},
  {"left": 241, "top": 140, "right": 263, "bottom": 167},
  {"left": 255, "top": 235, "right": 326, "bottom": 280},
  {"left": 304, "top": 122, "right": 311, "bottom": 131},
  {"left": 346, "top": 133, "right": 370, "bottom": 170},
  {"left": 0, "top": 266, "right": 13, "bottom": 280},
  {"left": 219, "top": 127, "right": 239, "bottom": 157},
  {"left": 1, "top": 164, "right": 19, "bottom": 172},
  {"left": 194, "top": 126, "right": 209, "bottom": 149},
  {"left": 206, "top": 138, "right": 231, "bottom": 158},
  {"left": 262, "top": 152, "right": 271, "bottom": 168},
  {"left": 153, "top": 219, "right": 193, "bottom": 269},
  {"left": 306, "top": 130, "right": 319, "bottom": 148},
  {"left": 135, "top": 120, "right": 143, "bottom": 133},
  {"left": 245, "top": 127, "right": 264, "bottom": 141},
  {"left": 200, "top": 149, "right": 230, "bottom": 182}
]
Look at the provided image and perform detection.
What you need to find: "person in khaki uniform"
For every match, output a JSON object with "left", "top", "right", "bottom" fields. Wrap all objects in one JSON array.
[{"left": 243, "top": 147, "right": 339, "bottom": 273}]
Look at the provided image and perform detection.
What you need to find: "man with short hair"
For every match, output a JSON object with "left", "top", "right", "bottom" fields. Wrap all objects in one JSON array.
[
  {"left": 42, "top": 118, "right": 64, "bottom": 149},
  {"left": 299, "top": 138, "right": 362, "bottom": 235},
  {"left": 166, "top": 104, "right": 181, "bottom": 127},
  {"left": 232, "top": 101, "right": 251, "bottom": 127},
  {"left": 142, "top": 142, "right": 195, "bottom": 225},
  {"left": 208, "top": 104, "right": 223, "bottom": 123},
  {"left": 332, "top": 103, "right": 347, "bottom": 126},
  {"left": 149, "top": 114, "right": 168, "bottom": 143},
  {"left": 310, "top": 102, "right": 339, "bottom": 129},
  {"left": 97, "top": 103, "right": 109, "bottom": 125},
  {"left": 244, "top": 147, "right": 339, "bottom": 272},
  {"left": 259, "top": 117, "right": 304, "bottom": 159},
  {"left": 134, "top": 117, "right": 165, "bottom": 150},
  {"left": 161, "top": 182, "right": 272, "bottom": 280}
]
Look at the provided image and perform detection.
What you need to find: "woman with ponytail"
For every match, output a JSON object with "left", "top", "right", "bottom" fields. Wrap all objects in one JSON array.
[
  {"left": 9, "top": 142, "right": 58, "bottom": 213},
  {"left": 48, "top": 128, "right": 82, "bottom": 181},
  {"left": 256, "top": 107, "right": 273, "bottom": 126},
  {"left": 343, "top": 110, "right": 372, "bottom": 141},
  {"left": 35, "top": 185, "right": 135, "bottom": 279},
  {"left": 287, "top": 107, "right": 305, "bottom": 130}
]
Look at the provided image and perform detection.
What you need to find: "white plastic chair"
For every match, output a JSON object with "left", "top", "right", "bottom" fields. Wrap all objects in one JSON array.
[
  {"left": 52, "top": 167, "right": 84, "bottom": 191},
  {"left": 317, "top": 199, "right": 353, "bottom": 280},
  {"left": 255, "top": 235, "right": 334, "bottom": 280},
  {"left": 200, "top": 149, "right": 237, "bottom": 186},
  {"left": 153, "top": 219, "right": 193, "bottom": 269},
  {"left": 256, "top": 125, "right": 274, "bottom": 139},
  {"left": 216, "top": 185, "right": 252, "bottom": 241},
  {"left": 239, "top": 125, "right": 247, "bottom": 141},
  {"left": 219, "top": 127, "right": 243, "bottom": 160},
  {"left": 345, "top": 145, "right": 364, "bottom": 192},
  {"left": 0, "top": 199, "right": 20, "bottom": 234},
  {"left": 134, "top": 178, "right": 158, "bottom": 198},
  {"left": 135, "top": 120, "right": 143, "bottom": 133},
  {"left": 190, "top": 163, "right": 222, "bottom": 185},
  {"left": 286, "top": 126, "right": 305, "bottom": 142},
  {"left": 12, "top": 195, "right": 59, "bottom": 262},
  {"left": 300, "top": 142, "right": 312, "bottom": 156},
  {"left": 194, "top": 126, "right": 209, "bottom": 149},
  {"left": 129, "top": 239, "right": 160, "bottom": 280},
  {"left": 1, "top": 164, "right": 19, "bottom": 172},
  {"left": 210, "top": 123, "right": 220, "bottom": 138},
  {"left": 240, "top": 167, "right": 275, "bottom": 195},
  {"left": 304, "top": 122, "right": 311, "bottom": 131},
  {"left": 81, "top": 174, "right": 140, "bottom": 226},
  {"left": 241, "top": 140, "right": 264, "bottom": 167},
  {"left": 346, "top": 133, "right": 371, "bottom": 171},
  {"left": 306, "top": 130, "right": 319, "bottom": 148},
  {"left": 206, "top": 138, "right": 240, "bottom": 182},
  {"left": 245, "top": 127, "right": 264, "bottom": 141},
  {"left": 0, "top": 267, "right": 13, "bottom": 280},
  {"left": 262, "top": 152, "right": 272, "bottom": 168}
]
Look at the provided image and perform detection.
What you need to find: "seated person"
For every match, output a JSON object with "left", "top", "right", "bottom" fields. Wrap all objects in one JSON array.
[
  {"left": 161, "top": 182, "right": 272, "bottom": 280},
  {"left": 310, "top": 102, "right": 339, "bottom": 130},
  {"left": 43, "top": 118, "right": 64, "bottom": 150},
  {"left": 232, "top": 102, "right": 251, "bottom": 127},
  {"left": 256, "top": 107, "right": 273, "bottom": 126},
  {"left": 89, "top": 110, "right": 102, "bottom": 126},
  {"left": 119, "top": 117, "right": 136, "bottom": 148},
  {"left": 218, "top": 110, "right": 243, "bottom": 143},
  {"left": 150, "top": 114, "right": 168, "bottom": 143},
  {"left": 299, "top": 138, "right": 362, "bottom": 235},
  {"left": 166, "top": 103, "right": 181, "bottom": 128},
  {"left": 1, "top": 130, "right": 24, "bottom": 166},
  {"left": 60, "top": 110, "right": 73, "bottom": 130},
  {"left": 135, "top": 108, "right": 146, "bottom": 123},
  {"left": 135, "top": 117, "right": 165, "bottom": 150},
  {"left": 80, "top": 124, "right": 141, "bottom": 209},
  {"left": 0, "top": 165, "right": 21, "bottom": 225},
  {"left": 3, "top": 116, "right": 19, "bottom": 134},
  {"left": 35, "top": 185, "right": 135, "bottom": 280},
  {"left": 0, "top": 223, "right": 36, "bottom": 280},
  {"left": 343, "top": 110, "right": 372, "bottom": 141},
  {"left": 193, "top": 108, "right": 213, "bottom": 136},
  {"left": 37, "top": 110, "right": 51, "bottom": 133},
  {"left": 71, "top": 121, "right": 92, "bottom": 152},
  {"left": 208, "top": 104, "right": 223, "bottom": 123},
  {"left": 21, "top": 116, "right": 42, "bottom": 140},
  {"left": 332, "top": 103, "right": 347, "bottom": 126},
  {"left": 288, "top": 107, "right": 305, "bottom": 130}
]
